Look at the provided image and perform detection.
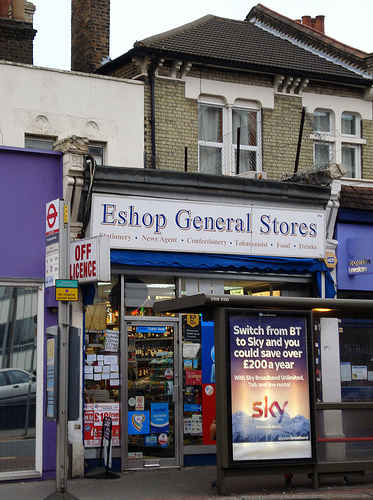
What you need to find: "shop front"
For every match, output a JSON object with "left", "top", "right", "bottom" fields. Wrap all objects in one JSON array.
[
  {"left": 0, "top": 146, "right": 62, "bottom": 480},
  {"left": 81, "top": 168, "right": 334, "bottom": 470}
]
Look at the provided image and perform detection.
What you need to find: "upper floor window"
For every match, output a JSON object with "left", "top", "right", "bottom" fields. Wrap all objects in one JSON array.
[
  {"left": 198, "top": 104, "right": 223, "bottom": 175},
  {"left": 198, "top": 102, "right": 261, "bottom": 176},
  {"left": 313, "top": 110, "right": 331, "bottom": 133},
  {"left": 341, "top": 113, "right": 357, "bottom": 136},
  {"left": 88, "top": 144, "right": 105, "bottom": 166},
  {"left": 232, "top": 108, "right": 259, "bottom": 174},
  {"left": 25, "top": 135, "right": 55, "bottom": 150},
  {"left": 312, "top": 109, "right": 364, "bottom": 179},
  {"left": 25, "top": 136, "right": 105, "bottom": 165}
]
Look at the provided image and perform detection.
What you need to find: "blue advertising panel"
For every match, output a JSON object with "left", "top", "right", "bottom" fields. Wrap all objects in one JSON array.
[
  {"left": 347, "top": 237, "right": 373, "bottom": 275},
  {"left": 151, "top": 403, "right": 169, "bottom": 433},
  {"left": 227, "top": 311, "right": 313, "bottom": 463},
  {"left": 201, "top": 321, "right": 215, "bottom": 384}
]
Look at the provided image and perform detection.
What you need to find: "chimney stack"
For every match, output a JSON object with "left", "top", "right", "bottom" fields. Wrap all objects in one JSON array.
[
  {"left": 315, "top": 15, "right": 325, "bottom": 34},
  {"left": 299, "top": 14, "right": 325, "bottom": 34},
  {"left": 71, "top": 0, "right": 110, "bottom": 73},
  {"left": 0, "top": 0, "right": 36, "bottom": 64}
]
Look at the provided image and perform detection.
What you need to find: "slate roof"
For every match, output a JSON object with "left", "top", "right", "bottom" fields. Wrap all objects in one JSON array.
[
  {"left": 340, "top": 185, "right": 373, "bottom": 211},
  {"left": 247, "top": 4, "right": 370, "bottom": 66},
  {"left": 100, "top": 7, "right": 372, "bottom": 86}
]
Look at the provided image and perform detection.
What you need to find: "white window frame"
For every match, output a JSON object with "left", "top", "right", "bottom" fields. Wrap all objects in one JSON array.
[
  {"left": 311, "top": 109, "right": 365, "bottom": 179},
  {"left": 198, "top": 102, "right": 224, "bottom": 175},
  {"left": 313, "top": 109, "right": 333, "bottom": 134},
  {"left": 231, "top": 107, "right": 261, "bottom": 175},
  {"left": 340, "top": 112, "right": 363, "bottom": 179},
  {"left": 341, "top": 112, "right": 358, "bottom": 137},
  {"left": 312, "top": 109, "right": 336, "bottom": 168},
  {"left": 342, "top": 143, "right": 361, "bottom": 179},
  {"left": 198, "top": 100, "right": 261, "bottom": 176}
]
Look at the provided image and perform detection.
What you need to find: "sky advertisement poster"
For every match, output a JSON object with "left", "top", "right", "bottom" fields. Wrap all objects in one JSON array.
[{"left": 228, "top": 312, "right": 312, "bottom": 462}]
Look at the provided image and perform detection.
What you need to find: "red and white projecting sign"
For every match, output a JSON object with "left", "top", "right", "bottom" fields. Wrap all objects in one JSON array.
[{"left": 70, "top": 235, "right": 110, "bottom": 284}]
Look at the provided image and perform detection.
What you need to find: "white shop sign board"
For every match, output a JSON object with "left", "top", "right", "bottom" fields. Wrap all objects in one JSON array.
[
  {"left": 70, "top": 235, "right": 110, "bottom": 283},
  {"left": 90, "top": 195, "right": 325, "bottom": 259}
]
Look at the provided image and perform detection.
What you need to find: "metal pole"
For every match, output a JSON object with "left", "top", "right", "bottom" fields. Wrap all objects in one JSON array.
[
  {"left": 44, "top": 201, "right": 79, "bottom": 500},
  {"left": 236, "top": 127, "right": 241, "bottom": 175},
  {"left": 55, "top": 199, "right": 70, "bottom": 494}
]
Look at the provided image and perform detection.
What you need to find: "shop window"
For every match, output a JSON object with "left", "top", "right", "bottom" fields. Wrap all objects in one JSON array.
[
  {"left": 0, "top": 284, "right": 39, "bottom": 473},
  {"left": 182, "top": 315, "right": 214, "bottom": 446},
  {"left": 123, "top": 276, "right": 176, "bottom": 317},
  {"left": 339, "top": 320, "right": 373, "bottom": 402},
  {"left": 84, "top": 276, "right": 121, "bottom": 447}
]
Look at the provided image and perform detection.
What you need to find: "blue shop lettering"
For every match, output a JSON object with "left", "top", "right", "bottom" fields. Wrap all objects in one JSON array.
[
  {"left": 175, "top": 209, "right": 251, "bottom": 233},
  {"left": 101, "top": 204, "right": 167, "bottom": 234},
  {"left": 259, "top": 214, "right": 317, "bottom": 237}
]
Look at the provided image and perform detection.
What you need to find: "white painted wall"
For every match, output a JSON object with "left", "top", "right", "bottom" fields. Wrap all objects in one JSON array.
[{"left": 0, "top": 62, "right": 144, "bottom": 167}]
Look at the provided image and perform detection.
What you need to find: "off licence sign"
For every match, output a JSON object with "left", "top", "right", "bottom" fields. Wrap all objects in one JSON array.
[{"left": 70, "top": 236, "right": 110, "bottom": 284}]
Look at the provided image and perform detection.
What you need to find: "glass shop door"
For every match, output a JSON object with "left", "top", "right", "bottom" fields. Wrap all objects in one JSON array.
[{"left": 122, "top": 319, "right": 180, "bottom": 469}]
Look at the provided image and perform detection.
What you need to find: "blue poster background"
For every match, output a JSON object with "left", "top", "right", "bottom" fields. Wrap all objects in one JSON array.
[
  {"left": 128, "top": 410, "right": 150, "bottom": 435},
  {"left": 201, "top": 321, "right": 215, "bottom": 384},
  {"left": 151, "top": 403, "right": 169, "bottom": 433}
]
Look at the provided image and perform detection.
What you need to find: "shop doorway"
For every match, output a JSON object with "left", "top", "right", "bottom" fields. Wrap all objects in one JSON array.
[{"left": 122, "top": 318, "right": 181, "bottom": 469}]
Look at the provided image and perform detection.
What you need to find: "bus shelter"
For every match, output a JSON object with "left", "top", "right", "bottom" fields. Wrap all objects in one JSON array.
[{"left": 154, "top": 294, "right": 373, "bottom": 495}]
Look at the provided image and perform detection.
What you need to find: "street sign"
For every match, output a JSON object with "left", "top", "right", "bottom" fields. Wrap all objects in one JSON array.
[
  {"left": 55, "top": 279, "right": 78, "bottom": 301},
  {"left": 45, "top": 199, "right": 60, "bottom": 287}
]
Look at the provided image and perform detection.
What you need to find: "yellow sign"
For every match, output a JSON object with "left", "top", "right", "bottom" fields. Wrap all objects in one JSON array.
[
  {"left": 55, "top": 287, "right": 78, "bottom": 301},
  {"left": 187, "top": 314, "right": 200, "bottom": 328},
  {"left": 324, "top": 252, "right": 338, "bottom": 269},
  {"left": 63, "top": 203, "right": 69, "bottom": 225}
]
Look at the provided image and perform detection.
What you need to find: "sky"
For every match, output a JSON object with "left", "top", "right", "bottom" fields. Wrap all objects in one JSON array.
[{"left": 32, "top": 0, "right": 373, "bottom": 71}]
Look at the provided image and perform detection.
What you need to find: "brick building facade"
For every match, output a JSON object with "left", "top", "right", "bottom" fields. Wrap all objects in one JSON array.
[{"left": 92, "top": 5, "right": 373, "bottom": 183}]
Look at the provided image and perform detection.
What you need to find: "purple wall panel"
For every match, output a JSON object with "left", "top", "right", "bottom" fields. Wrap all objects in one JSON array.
[
  {"left": 0, "top": 146, "right": 62, "bottom": 477},
  {"left": 0, "top": 147, "right": 63, "bottom": 279}
]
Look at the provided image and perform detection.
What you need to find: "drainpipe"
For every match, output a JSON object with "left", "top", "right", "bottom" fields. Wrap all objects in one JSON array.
[
  {"left": 149, "top": 65, "right": 156, "bottom": 169},
  {"left": 294, "top": 107, "right": 306, "bottom": 174}
]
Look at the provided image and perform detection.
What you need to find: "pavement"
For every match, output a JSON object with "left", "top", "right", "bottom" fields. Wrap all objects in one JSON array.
[{"left": 1, "top": 466, "right": 373, "bottom": 500}]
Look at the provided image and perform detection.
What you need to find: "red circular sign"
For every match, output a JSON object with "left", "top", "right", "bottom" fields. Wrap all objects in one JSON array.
[{"left": 47, "top": 203, "right": 58, "bottom": 229}]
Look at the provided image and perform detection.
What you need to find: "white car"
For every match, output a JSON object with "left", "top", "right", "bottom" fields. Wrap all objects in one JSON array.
[{"left": 0, "top": 368, "right": 36, "bottom": 407}]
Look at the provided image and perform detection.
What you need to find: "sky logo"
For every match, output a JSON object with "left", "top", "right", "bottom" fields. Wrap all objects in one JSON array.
[{"left": 252, "top": 396, "right": 288, "bottom": 423}]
